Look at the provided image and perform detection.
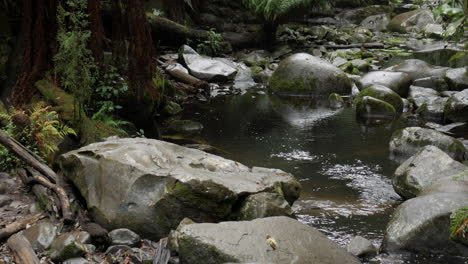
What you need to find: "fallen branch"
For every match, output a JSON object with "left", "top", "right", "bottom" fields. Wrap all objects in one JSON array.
[
  {"left": 17, "top": 168, "right": 73, "bottom": 224},
  {"left": 163, "top": 63, "right": 209, "bottom": 90},
  {"left": 0, "top": 214, "right": 45, "bottom": 241},
  {"left": 7, "top": 232, "right": 41, "bottom": 264},
  {"left": 0, "top": 130, "right": 57, "bottom": 183},
  {"left": 306, "top": 43, "right": 385, "bottom": 49}
]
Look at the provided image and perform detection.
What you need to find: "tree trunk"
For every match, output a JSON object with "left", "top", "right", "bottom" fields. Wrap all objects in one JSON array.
[
  {"left": 12, "top": 0, "right": 55, "bottom": 106},
  {"left": 88, "top": 0, "right": 105, "bottom": 62},
  {"left": 111, "top": 0, "right": 128, "bottom": 70},
  {"left": 127, "top": 0, "right": 157, "bottom": 103},
  {"left": 164, "top": 0, "right": 185, "bottom": 24}
]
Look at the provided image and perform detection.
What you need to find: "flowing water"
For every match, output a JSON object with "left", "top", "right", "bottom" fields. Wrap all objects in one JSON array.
[{"left": 181, "top": 90, "right": 467, "bottom": 264}]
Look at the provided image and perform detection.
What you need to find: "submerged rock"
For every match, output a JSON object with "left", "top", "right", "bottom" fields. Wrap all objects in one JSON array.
[
  {"left": 383, "top": 192, "right": 468, "bottom": 256},
  {"left": 359, "top": 71, "right": 412, "bottom": 96},
  {"left": 393, "top": 146, "right": 467, "bottom": 199},
  {"left": 388, "top": 10, "right": 435, "bottom": 33},
  {"left": 164, "top": 119, "right": 204, "bottom": 134},
  {"left": 356, "top": 96, "right": 396, "bottom": 119},
  {"left": 389, "top": 127, "right": 466, "bottom": 163},
  {"left": 445, "top": 89, "right": 468, "bottom": 123},
  {"left": 179, "top": 45, "right": 237, "bottom": 82},
  {"left": 269, "top": 53, "right": 352, "bottom": 96},
  {"left": 60, "top": 138, "right": 301, "bottom": 240},
  {"left": 170, "top": 216, "right": 361, "bottom": 264}
]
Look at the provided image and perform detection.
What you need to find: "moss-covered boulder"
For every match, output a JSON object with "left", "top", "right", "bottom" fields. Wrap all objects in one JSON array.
[
  {"left": 60, "top": 138, "right": 301, "bottom": 241},
  {"left": 355, "top": 84, "right": 403, "bottom": 113},
  {"left": 328, "top": 93, "right": 345, "bottom": 109},
  {"left": 387, "top": 10, "right": 435, "bottom": 33},
  {"left": 356, "top": 96, "right": 396, "bottom": 119},
  {"left": 445, "top": 89, "right": 468, "bottom": 123},
  {"left": 389, "top": 127, "right": 467, "bottom": 163},
  {"left": 269, "top": 53, "right": 352, "bottom": 96}
]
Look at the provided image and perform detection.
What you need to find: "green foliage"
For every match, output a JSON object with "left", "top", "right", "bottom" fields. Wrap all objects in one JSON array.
[
  {"left": 242, "top": 0, "right": 331, "bottom": 22},
  {"left": 53, "top": 0, "right": 98, "bottom": 106},
  {"left": 0, "top": 103, "right": 76, "bottom": 171},
  {"left": 450, "top": 207, "right": 468, "bottom": 240},
  {"left": 197, "top": 29, "right": 225, "bottom": 56},
  {"left": 432, "top": 0, "right": 467, "bottom": 39}
]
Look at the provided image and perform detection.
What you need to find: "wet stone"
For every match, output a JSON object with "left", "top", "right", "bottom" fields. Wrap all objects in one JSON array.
[
  {"left": 109, "top": 228, "right": 141, "bottom": 247},
  {"left": 23, "top": 220, "right": 58, "bottom": 252}
]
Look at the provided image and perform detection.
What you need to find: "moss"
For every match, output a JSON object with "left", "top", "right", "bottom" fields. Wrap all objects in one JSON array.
[
  {"left": 269, "top": 75, "right": 321, "bottom": 96},
  {"left": 356, "top": 96, "right": 396, "bottom": 119},
  {"left": 416, "top": 103, "right": 428, "bottom": 114},
  {"left": 178, "top": 235, "right": 238, "bottom": 264},
  {"left": 355, "top": 87, "right": 403, "bottom": 113}
]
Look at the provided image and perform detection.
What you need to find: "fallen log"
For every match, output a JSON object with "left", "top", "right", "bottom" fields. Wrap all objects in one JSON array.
[
  {"left": 7, "top": 233, "right": 41, "bottom": 264},
  {"left": 164, "top": 64, "right": 209, "bottom": 89},
  {"left": 17, "top": 168, "right": 73, "bottom": 223},
  {"left": 0, "top": 214, "right": 45, "bottom": 241},
  {"left": 0, "top": 130, "right": 57, "bottom": 183}
]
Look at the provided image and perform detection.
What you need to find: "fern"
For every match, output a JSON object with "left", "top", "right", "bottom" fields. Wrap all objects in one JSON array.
[
  {"left": 242, "top": 0, "right": 331, "bottom": 21},
  {"left": 450, "top": 207, "right": 468, "bottom": 239}
]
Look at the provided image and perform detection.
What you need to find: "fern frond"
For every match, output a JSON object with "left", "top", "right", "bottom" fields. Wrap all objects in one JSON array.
[{"left": 242, "top": 0, "right": 331, "bottom": 21}]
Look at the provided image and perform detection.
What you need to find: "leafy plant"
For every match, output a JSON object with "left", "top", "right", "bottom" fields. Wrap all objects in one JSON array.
[
  {"left": 241, "top": 0, "right": 330, "bottom": 22},
  {"left": 450, "top": 207, "right": 468, "bottom": 240},
  {"left": 197, "top": 29, "right": 225, "bottom": 56},
  {"left": 0, "top": 102, "right": 76, "bottom": 170},
  {"left": 53, "top": 0, "right": 98, "bottom": 107}
]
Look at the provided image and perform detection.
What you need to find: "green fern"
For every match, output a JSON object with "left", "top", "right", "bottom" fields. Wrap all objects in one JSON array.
[
  {"left": 242, "top": 0, "right": 331, "bottom": 21},
  {"left": 450, "top": 207, "right": 468, "bottom": 239}
]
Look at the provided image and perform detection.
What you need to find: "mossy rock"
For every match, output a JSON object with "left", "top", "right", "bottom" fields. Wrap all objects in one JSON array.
[
  {"left": 269, "top": 53, "right": 352, "bottom": 96},
  {"left": 355, "top": 85, "right": 403, "bottom": 113},
  {"left": 444, "top": 90, "right": 468, "bottom": 123},
  {"left": 328, "top": 93, "right": 345, "bottom": 109},
  {"left": 356, "top": 96, "right": 396, "bottom": 119}
]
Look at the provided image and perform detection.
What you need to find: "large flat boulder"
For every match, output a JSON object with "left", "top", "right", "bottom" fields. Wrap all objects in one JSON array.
[
  {"left": 383, "top": 192, "right": 468, "bottom": 256},
  {"left": 170, "top": 216, "right": 361, "bottom": 264},
  {"left": 389, "top": 127, "right": 466, "bottom": 163},
  {"left": 179, "top": 45, "right": 237, "bottom": 82},
  {"left": 59, "top": 138, "right": 301, "bottom": 240},
  {"left": 393, "top": 146, "right": 467, "bottom": 199},
  {"left": 389, "top": 59, "right": 448, "bottom": 81},
  {"left": 269, "top": 53, "right": 352, "bottom": 96}
]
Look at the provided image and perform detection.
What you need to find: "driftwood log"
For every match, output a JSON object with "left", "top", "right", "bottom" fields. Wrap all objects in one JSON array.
[
  {"left": 7, "top": 233, "right": 41, "bottom": 264},
  {"left": 0, "top": 214, "right": 45, "bottom": 241},
  {"left": 0, "top": 130, "right": 73, "bottom": 223}
]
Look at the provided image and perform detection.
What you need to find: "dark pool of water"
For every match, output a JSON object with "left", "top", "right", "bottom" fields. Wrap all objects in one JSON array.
[{"left": 181, "top": 90, "right": 467, "bottom": 264}]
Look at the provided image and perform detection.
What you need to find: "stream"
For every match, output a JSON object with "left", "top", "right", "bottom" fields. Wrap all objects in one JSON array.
[{"left": 182, "top": 89, "right": 468, "bottom": 264}]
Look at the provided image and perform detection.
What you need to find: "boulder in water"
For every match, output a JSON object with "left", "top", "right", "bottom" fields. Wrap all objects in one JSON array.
[
  {"left": 356, "top": 84, "right": 403, "bottom": 113},
  {"left": 359, "top": 71, "right": 412, "bottom": 96},
  {"left": 389, "top": 127, "right": 467, "bottom": 163},
  {"left": 356, "top": 96, "right": 396, "bottom": 119},
  {"left": 269, "top": 53, "right": 352, "bottom": 96}
]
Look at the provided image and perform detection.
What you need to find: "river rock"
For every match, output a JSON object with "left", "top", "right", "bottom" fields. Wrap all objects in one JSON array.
[
  {"left": 445, "top": 68, "right": 468, "bottom": 91},
  {"left": 356, "top": 84, "right": 403, "bottom": 112},
  {"left": 359, "top": 71, "right": 412, "bottom": 96},
  {"left": 445, "top": 89, "right": 468, "bottom": 123},
  {"left": 409, "top": 86, "right": 447, "bottom": 121},
  {"left": 389, "top": 127, "right": 467, "bottom": 163},
  {"left": 179, "top": 45, "right": 237, "bottom": 82},
  {"left": 420, "top": 171, "right": 468, "bottom": 196},
  {"left": 170, "top": 216, "right": 361, "bottom": 264},
  {"left": 49, "top": 233, "right": 88, "bottom": 262},
  {"left": 347, "top": 236, "right": 377, "bottom": 257},
  {"left": 393, "top": 146, "right": 467, "bottom": 199},
  {"left": 424, "top": 23, "right": 444, "bottom": 38},
  {"left": 59, "top": 138, "right": 301, "bottom": 240},
  {"left": 356, "top": 96, "right": 396, "bottom": 119},
  {"left": 328, "top": 93, "right": 345, "bottom": 109},
  {"left": 412, "top": 76, "right": 448, "bottom": 91},
  {"left": 360, "top": 14, "right": 389, "bottom": 32},
  {"left": 23, "top": 220, "right": 58, "bottom": 252},
  {"left": 383, "top": 192, "right": 468, "bottom": 256},
  {"left": 164, "top": 119, "right": 204, "bottom": 134},
  {"left": 109, "top": 228, "right": 141, "bottom": 247},
  {"left": 336, "top": 5, "right": 392, "bottom": 24},
  {"left": 236, "top": 193, "right": 293, "bottom": 220},
  {"left": 81, "top": 223, "right": 109, "bottom": 246},
  {"left": 412, "top": 46, "right": 468, "bottom": 68},
  {"left": 269, "top": 53, "right": 352, "bottom": 96},
  {"left": 388, "top": 10, "right": 435, "bottom": 33},
  {"left": 389, "top": 59, "right": 448, "bottom": 81},
  {"left": 409, "top": 86, "right": 438, "bottom": 107},
  {"left": 62, "top": 258, "right": 90, "bottom": 264}
]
